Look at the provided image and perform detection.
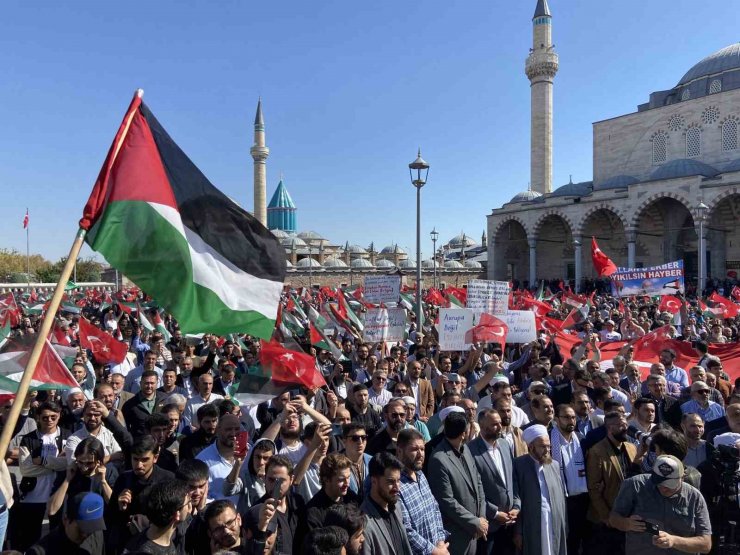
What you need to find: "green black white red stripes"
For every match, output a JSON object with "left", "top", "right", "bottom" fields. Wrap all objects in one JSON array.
[{"left": 80, "top": 94, "right": 286, "bottom": 337}]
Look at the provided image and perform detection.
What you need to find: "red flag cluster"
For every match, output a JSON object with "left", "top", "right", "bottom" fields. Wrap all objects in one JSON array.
[{"left": 591, "top": 237, "right": 617, "bottom": 277}]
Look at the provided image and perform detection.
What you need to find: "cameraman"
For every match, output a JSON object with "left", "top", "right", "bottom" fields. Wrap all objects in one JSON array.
[
  {"left": 609, "top": 455, "right": 712, "bottom": 554},
  {"left": 698, "top": 433, "right": 740, "bottom": 542}
]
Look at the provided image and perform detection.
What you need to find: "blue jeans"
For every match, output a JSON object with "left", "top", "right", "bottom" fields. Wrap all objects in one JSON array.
[{"left": 0, "top": 506, "right": 9, "bottom": 550}]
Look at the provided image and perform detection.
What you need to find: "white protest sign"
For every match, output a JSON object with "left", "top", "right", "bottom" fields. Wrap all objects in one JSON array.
[
  {"left": 466, "top": 279, "right": 509, "bottom": 317},
  {"left": 362, "top": 308, "right": 407, "bottom": 342},
  {"left": 503, "top": 310, "right": 537, "bottom": 343},
  {"left": 438, "top": 308, "right": 474, "bottom": 351},
  {"left": 363, "top": 275, "right": 401, "bottom": 304}
]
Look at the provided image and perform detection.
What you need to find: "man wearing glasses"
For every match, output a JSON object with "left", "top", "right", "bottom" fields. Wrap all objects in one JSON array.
[
  {"left": 368, "top": 371, "right": 392, "bottom": 409},
  {"left": 15, "top": 401, "right": 70, "bottom": 551},
  {"left": 342, "top": 424, "right": 371, "bottom": 500},
  {"left": 680, "top": 381, "right": 725, "bottom": 423},
  {"left": 366, "top": 398, "right": 408, "bottom": 457}
]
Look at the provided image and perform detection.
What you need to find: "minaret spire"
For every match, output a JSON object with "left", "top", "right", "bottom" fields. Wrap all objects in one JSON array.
[
  {"left": 526, "top": 0, "right": 558, "bottom": 194},
  {"left": 250, "top": 98, "right": 269, "bottom": 226}
]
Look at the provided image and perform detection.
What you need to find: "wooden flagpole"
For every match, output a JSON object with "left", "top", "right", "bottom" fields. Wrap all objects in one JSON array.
[
  {"left": 0, "top": 88, "right": 144, "bottom": 458},
  {"left": 0, "top": 229, "right": 86, "bottom": 457}
]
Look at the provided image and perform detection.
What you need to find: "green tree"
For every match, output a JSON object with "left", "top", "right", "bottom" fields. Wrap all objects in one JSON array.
[
  {"left": 0, "top": 248, "right": 49, "bottom": 281},
  {"left": 35, "top": 256, "right": 103, "bottom": 283}
]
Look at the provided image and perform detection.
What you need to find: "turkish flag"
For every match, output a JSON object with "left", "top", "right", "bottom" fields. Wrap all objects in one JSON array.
[
  {"left": 591, "top": 237, "right": 618, "bottom": 277},
  {"left": 536, "top": 315, "right": 565, "bottom": 334},
  {"left": 0, "top": 294, "right": 21, "bottom": 328},
  {"left": 78, "top": 317, "right": 128, "bottom": 364},
  {"left": 424, "top": 288, "right": 448, "bottom": 307},
  {"left": 658, "top": 295, "right": 681, "bottom": 315},
  {"left": 520, "top": 297, "right": 553, "bottom": 317},
  {"left": 465, "top": 313, "right": 508, "bottom": 345},
  {"left": 633, "top": 325, "right": 676, "bottom": 362},
  {"left": 708, "top": 292, "right": 740, "bottom": 319},
  {"left": 260, "top": 340, "right": 326, "bottom": 390}
]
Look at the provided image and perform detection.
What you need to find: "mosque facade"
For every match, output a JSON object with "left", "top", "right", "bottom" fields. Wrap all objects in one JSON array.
[{"left": 487, "top": 0, "right": 740, "bottom": 291}]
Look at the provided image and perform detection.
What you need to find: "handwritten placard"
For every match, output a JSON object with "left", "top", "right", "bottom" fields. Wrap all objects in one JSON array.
[
  {"left": 438, "top": 308, "right": 474, "bottom": 350},
  {"left": 466, "top": 279, "right": 510, "bottom": 317},
  {"left": 363, "top": 275, "right": 401, "bottom": 304},
  {"left": 362, "top": 308, "right": 408, "bottom": 342},
  {"left": 503, "top": 310, "right": 537, "bottom": 343}
]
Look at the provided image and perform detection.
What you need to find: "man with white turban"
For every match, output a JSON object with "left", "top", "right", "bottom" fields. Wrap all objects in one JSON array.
[{"left": 513, "top": 424, "right": 567, "bottom": 555}]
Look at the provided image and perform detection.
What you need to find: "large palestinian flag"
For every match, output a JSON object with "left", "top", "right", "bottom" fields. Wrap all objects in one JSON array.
[{"left": 80, "top": 93, "right": 286, "bottom": 338}]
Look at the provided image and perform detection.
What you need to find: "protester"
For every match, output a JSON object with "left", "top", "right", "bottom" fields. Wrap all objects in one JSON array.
[{"left": 27, "top": 492, "right": 106, "bottom": 555}]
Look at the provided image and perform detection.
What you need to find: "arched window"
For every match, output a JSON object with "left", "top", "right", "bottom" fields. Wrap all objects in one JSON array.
[
  {"left": 652, "top": 132, "right": 667, "bottom": 164},
  {"left": 686, "top": 127, "right": 701, "bottom": 157},
  {"left": 723, "top": 119, "right": 738, "bottom": 151},
  {"left": 709, "top": 79, "right": 722, "bottom": 94},
  {"left": 681, "top": 88, "right": 691, "bottom": 101}
]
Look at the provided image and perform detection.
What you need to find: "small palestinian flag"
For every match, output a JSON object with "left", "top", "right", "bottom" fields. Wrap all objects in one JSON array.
[{"left": 80, "top": 92, "right": 286, "bottom": 337}]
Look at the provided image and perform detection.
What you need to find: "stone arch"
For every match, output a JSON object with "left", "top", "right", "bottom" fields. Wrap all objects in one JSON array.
[
  {"left": 492, "top": 215, "right": 531, "bottom": 239},
  {"left": 629, "top": 192, "right": 693, "bottom": 228},
  {"left": 634, "top": 195, "right": 697, "bottom": 272},
  {"left": 532, "top": 209, "right": 575, "bottom": 238},
  {"left": 574, "top": 203, "right": 628, "bottom": 236},
  {"left": 706, "top": 189, "right": 740, "bottom": 280},
  {"left": 492, "top": 219, "right": 529, "bottom": 284},
  {"left": 534, "top": 213, "right": 573, "bottom": 281},
  {"left": 578, "top": 206, "right": 628, "bottom": 275}
]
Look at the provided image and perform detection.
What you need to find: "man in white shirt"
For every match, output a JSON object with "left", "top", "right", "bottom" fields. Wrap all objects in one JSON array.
[
  {"left": 183, "top": 373, "right": 224, "bottom": 430},
  {"left": 367, "top": 370, "right": 392, "bottom": 409},
  {"left": 196, "top": 414, "right": 241, "bottom": 505},
  {"left": 599, "top": 320, "right": 622, "bottom": 343},
  {"left": 64, "top": 401, "right": 122, "bottom": 463},
  {"left": 477, "top": 381, "right": 530, "bottom": 428}
]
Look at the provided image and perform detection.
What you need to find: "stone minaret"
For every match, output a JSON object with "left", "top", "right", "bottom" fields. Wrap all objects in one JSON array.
[
  {"left": 525, "top": 0, "right": 558, "bottom": 194},
  {"left": 250, "top": 99, "right": 269, "bottom": 226}
]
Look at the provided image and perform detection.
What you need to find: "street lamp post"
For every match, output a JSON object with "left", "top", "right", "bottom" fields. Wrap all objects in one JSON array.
[
  {"left": 697, "top": 201, "right": 708, "bottom": 294},
  {"left": 308, "top": 245, "right": 313, "bottom": 289},
  {"left": 430, "top": 228, "right": 439, "bottom": 289},
  {"left": 409, "top": 149, "right": 430, "bottom": 330}
]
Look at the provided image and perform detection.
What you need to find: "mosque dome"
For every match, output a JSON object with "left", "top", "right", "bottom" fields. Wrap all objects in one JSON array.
[
  {"left": 296, "top": 257, "right": 322, "bottom": 268},
  {"left": 375, "top": 259, "right": 396, "bottom": 268},
  {"left": 464, "top": 260, "right": 482, "bottom": 269},
  {"left": 444, "top": 260, "right": 464, "bottom": 269},
  {"left": 677, "top": 43, "right": 740, "bottom": 86},
  {"left": 297, "top": 231, "right": 325, "bottom": 241},
  {"left": 380, "top": 245, "right": 406, "bottom": 255},
  {"left": 281, "top": 236, "right": 307, "bottom": 249},
  {"left": 346, "top": 244, "right": 367, "bottom": 254},
  {"left": 649, "top": 159, "right": 719, "bottom": 181},
  {"left": 594, "top": 175, "right": 639, "bottom": 191},
  {"left": 421, "top": 259, "right": 438, "bottom": 269},
  {"left": 270, "top": 229, "right": 292, "bottom": 239},
  {"left": 550, "top": 180, "right": 593, "bottom": 197},
  {"left": 398, "top": 259, "right": 416, "bottom": 269},
  {"left": 351, "top": 258, "right": 373, "bottom": 269},
  {"left": 323, "top": 257, "right": 348, "bottom": 268},
  {"left": 509, "top": 190, "right": 543, "bottom": 203},
  {"left": 447, "top": 233, "right": 477, "bottom": 249}
]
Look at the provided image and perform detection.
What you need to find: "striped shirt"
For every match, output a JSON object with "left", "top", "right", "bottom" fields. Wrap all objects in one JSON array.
[{"left": 399, "top": 469, "right": 448, "bottom": 555}]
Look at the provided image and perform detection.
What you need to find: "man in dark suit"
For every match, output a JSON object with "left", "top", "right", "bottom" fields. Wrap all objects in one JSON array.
[
  {"left": 550, "top": 367, "right": 592, "bottom": 407},
  {"left": 122, "top": 370, "right": 167, "bottom": 440},
  {"left": 644, "top": 375, "right": 680, "bottom": 427},
  {"left": 428, "top": 411, "right": 487, "bottom": 555},
  {"left": 360, "top": 453, "right": 412, "bottom": 555},
  {"left": 469, "top": 409, "right": 520, "bottom": 555}
]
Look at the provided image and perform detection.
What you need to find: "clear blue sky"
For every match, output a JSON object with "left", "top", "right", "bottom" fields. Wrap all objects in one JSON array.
[{"left": 1, "top": 0, "right": 737, "bottom": 264}]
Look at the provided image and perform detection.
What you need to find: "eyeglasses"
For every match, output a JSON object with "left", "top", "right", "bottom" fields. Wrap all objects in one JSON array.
[
  {"left": 40, "top": 415, "right": 59, "bottom": 421},
  {"left": 210, "top": 515, "right": 238, "bottom": 533},
  {"left": 346, "top": 435, "right": 367, "bottom": 442},
  {"left": 374, "top": 377, "right": 387, "bottom": 382},
  {"left": 697, "top": 390, "right": 710, "bottom": 394}
]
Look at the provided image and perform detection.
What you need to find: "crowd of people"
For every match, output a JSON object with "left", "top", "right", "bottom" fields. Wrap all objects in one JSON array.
[{"left": 0, "top": 284, "right": 738, "bottom": 555}]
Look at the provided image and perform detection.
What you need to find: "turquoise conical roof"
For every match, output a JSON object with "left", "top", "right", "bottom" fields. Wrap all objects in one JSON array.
[{"left": 267, "top": 179, "right": 296, "bottom": 209}]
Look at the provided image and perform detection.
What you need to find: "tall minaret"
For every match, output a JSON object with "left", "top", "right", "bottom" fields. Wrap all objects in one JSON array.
[
  {"left": 250, "top": 99, "right": 269, "bottom": 226},
  {"left": 525, "top": 0, "right": 558, "bottom": 194}
]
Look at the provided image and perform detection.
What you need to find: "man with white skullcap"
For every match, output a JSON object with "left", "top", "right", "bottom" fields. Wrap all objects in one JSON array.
[{"left": 512, "top": 424, "right": 567, "bottom": 555}]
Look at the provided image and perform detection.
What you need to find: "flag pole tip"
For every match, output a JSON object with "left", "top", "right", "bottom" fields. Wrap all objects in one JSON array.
[{"left": 135, "top": 89, "right": 144, "bottom": 98}]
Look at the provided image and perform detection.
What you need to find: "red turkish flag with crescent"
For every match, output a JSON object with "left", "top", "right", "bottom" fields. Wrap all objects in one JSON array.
[
  {"left": 591, "top": 237, "right": 618, "bottom": 277},
  {"left": 465, "top": 313, "right": 508, "bottom": 345},
  {"left": 78, "top": 317, "right": 128, "bottom": 364},
  {"left": 658, "top": 295, "right": 681, "bottom": 315}
]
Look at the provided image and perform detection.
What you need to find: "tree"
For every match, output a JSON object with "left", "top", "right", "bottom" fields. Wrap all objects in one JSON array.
[
  {"left": 0, "top": 248, "right": 49, "bottom": 281},
  {"left": 35, "top": 256, "right": 103, "bottom": 283}
]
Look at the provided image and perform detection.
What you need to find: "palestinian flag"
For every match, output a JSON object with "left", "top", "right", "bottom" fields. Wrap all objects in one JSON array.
[
  {"left": 79, "top": 92, "right": 286, "bottom": 338},
  {"left": 152, "top": 310, "right": 172, "bottom": 342},
  {"left": 0, "top": 338, "right": 79, "bottom": 393}
]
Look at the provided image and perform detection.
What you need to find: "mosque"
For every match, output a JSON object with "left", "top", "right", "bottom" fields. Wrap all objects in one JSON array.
[
  {"left": 487, "top": 0, "right": 740, "bottom": 291},
  {"left": 248, "top": 101, "right": 485, "bottom": 287}
]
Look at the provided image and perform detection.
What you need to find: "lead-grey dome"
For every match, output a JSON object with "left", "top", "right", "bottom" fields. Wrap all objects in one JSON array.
[
  {"left": 678, "top": 43, "right": 740, "bottom": 86},
  {"left": 594, "top": 175, "right": 639, "bottom": 191},
  {"left": 649, "top": 159, "right": 719, "bottom": 181},
  {"left": 350, "top": 258, "right": 373, "bottom": 269},
  {"left": 550, "top": 180, "right": 593, "bottom": 198},
  {"left": 509, "top": 190, "right": 543, "bottom": 203},
  {"left": 323, "top": 257, "right": 348, "bottom": 268},
  {"left": 375, "top": 259, "right": 395, "bottom": 268}
]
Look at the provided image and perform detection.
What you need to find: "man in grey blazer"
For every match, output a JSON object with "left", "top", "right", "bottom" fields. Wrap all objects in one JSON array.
[
  {"left": 360, "top": 452, "right": 412, "bottom": 555},
  {"left": 513, "top": 424, "right": 568, "bottom": 555},
  {"left": 469, "top": 409, "right": 520, "bottom": 555},
  {"left": 428, "top": 411, "right": 488, "bottom": 555}
]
